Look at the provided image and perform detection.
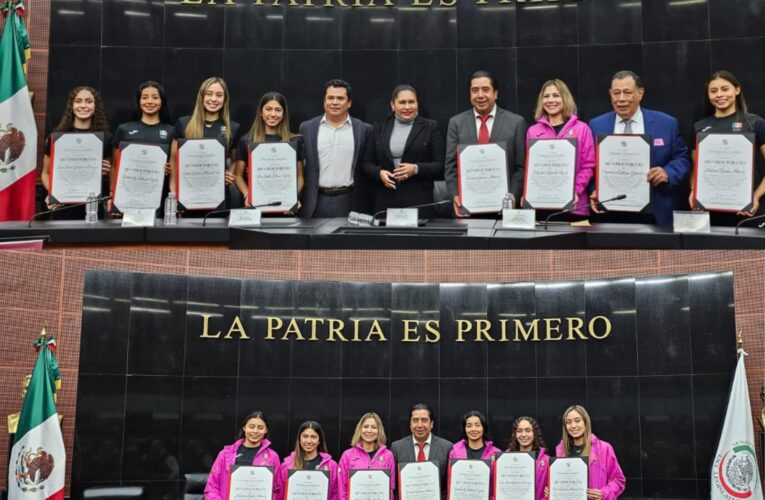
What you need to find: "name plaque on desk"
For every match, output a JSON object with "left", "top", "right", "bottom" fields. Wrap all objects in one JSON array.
[
  {"left": 229, "top": 209, "right": 263, "bottom": 227},
  {"left": 502, "top": 209, "right": 536, "bottom": 230}
]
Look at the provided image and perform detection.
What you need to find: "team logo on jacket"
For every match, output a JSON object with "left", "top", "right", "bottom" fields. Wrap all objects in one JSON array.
[
  {"left": 0, "top": 123, "right": 25, "bottom": 173},
  {"left": 713, "top": 442, "right": 758, "bottom": 499},
  {"left": 128, "top": 129, "right": 139, "bottom": 135},
  {"left": 13, "top": 445, "right": 56, "bottom": 493},
  {"left": 568, "top": 129, "right": 575, "bottom": 136}
]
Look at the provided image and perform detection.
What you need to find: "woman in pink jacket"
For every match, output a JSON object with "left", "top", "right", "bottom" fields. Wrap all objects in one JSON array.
[
  {"left": 449, "top": 410, "right": 501, "bottom": 461},
  {"left": 555, "top": 405, "right": 625, "bottom": 500},
  {"left": 278, "top": 421, "right": 339, "bottom": 500},
  {"left": 525, "top": 79, "right": 595, "bottom": 219},
  {"left": 205, "top": 411, "right": 282, "bottom": 500},
  {"left": 337, "top": 412, "right": 396, "bottom": 500},
  {"left": 506, "top": 416, "right": 549, "bottom": 500}
]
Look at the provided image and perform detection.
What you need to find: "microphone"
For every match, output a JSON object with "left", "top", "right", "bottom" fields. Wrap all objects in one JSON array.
[
  {"left": 734, "top": 213, "right": 765, "bottom": 235},
  {"left": 201, "top": 201, "right": 281, "bottom": 227},
  {"left": 28, "top": 195, "right": 112, "bottom": 227},
  {"left": 372, "top": 199, "right": 451, "bottom": 226},
  {"left": 543, "top": 194, "right": 626, "bottom": 230}
]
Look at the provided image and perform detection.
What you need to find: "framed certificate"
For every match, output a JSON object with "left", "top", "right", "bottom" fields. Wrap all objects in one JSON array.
[
  {"left": 596, "top": 134, "right": 651, "bottom": 213},
  {"left": 48, "top": 132, "right": 104, "bottom": 204},
  {"left": 548, "top": 457, "right": 587, "bottom": 500},
  {"left": 457, "top": 142, "right": 509, "bottom": 213},
  {"left": 694, "top": 133, "right": 755, "bottom": 212},
  {"left": 176, "top": 138, "right": 226, "bottom": 211},
  {"left": 285, "top": 469, "right": 330, "bottom": 500},
  {"left": 522, "top": 138, "right": 577, "bottom": 210},
  {"left": 349, "top": 469, "right": 390, "bottom": 500},
  {"left": 227, "top": 464, "right": 275, "bottom": 500},
  {"left": 248, "top": 141, "right": 299, "bottom": 214},
  {"left": 494, "top": 452, "right": 535, "bottom": 500},
  {"left": 113, "top": 142, "right": 168, "bottom": 212},
  {"left": 447, "top": 459, "right": 490, "bottom": 500},
  {"left": 399, "top": 461, "right": 440, "bottom": 500}
]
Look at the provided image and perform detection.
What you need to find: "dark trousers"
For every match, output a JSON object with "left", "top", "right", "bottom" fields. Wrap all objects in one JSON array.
[{"left": 315, "top": 192, "right": 353, "bottom": 218}]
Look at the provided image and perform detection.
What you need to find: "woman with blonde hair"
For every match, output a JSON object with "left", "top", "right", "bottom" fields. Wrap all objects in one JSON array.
[
  {"left": 234, "top": 92, "right": 305, "bottom": 208},
  {"left": 337, "top": 412, "right": 395, "bottom": 500},
  {"left": 169, "top": 77, "right": 242, "bottom": 214},
  {"left": 525, "top": 79, "right": 595, "bottom": 219},
  {"left": 554, "top": 405, "right": 625, "bottom": 500}
]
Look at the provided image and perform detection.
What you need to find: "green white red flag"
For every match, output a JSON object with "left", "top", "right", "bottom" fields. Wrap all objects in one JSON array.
[
  {"left": 7, "top": 332, "right": 65, "bottom": 500},
  {"left": 0, "top": 0, "right": 37, "bottom": 220}
]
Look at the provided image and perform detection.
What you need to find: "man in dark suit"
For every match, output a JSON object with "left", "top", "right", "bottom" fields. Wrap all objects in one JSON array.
[
  {"left": 589, "top": 70, "right": 691, "bottom": 225},
  {"left": 299, "top": 79, "right": 373, "bottom": 218},
  {"left": 444, "top": 70, "right": 527, "bottom": 217},
  {"left": 390, "top": 403, "right": 453, "bottom": 497}
]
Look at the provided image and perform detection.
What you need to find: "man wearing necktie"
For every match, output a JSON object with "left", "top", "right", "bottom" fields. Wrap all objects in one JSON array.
[
  {"left": 588, "top": 70, "right": 691, "bottom": 225},
  {"left": 390, "top": 404, "right": 453, "bottom": 499},
  {"left": 444, "top": 70, "right": 527, "bottom": 217}
]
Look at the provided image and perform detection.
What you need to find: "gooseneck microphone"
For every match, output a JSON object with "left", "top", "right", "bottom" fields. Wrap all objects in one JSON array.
[
  {"left": 28, "top": 195, "right": 112, "bottom": 227},
  {"left": 543, "top": 194, "right": 627, "bottom": 230},
  {"left": 734, "top": 213, "right": 765, "bottom": 235},
  {"left": 202, "top": 201, "right": 282, "bottom": 226},
  {"left": 372, "top": 200, "right": 452, "bottom": 225}
]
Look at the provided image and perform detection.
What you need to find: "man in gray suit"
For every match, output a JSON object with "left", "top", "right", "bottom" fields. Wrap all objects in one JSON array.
[
  {"left": 299, "top": 79, "right": 373, "bottom": 218},
  {"left": 390, "top": 404, "right": 453, "bottom": 497},
  {"left": 444, "top": 70, "right": 527, "bottom": 217}
]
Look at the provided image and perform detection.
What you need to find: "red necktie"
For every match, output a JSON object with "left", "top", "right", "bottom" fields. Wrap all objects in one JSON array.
[
  {"left": 478, "top": 114, "right": 491, "bottom": 144},
  {"left": 417, "top": 442, "right": 426, "bottom": 462}
]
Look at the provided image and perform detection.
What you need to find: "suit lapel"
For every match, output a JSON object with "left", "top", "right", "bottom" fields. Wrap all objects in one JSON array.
[
  {"left": 402, "top": 117, "right": 425, "bottom": 158},
  {"left": 308, "top": 118, "right": 321, "bottom": 173},
  {"left": 465, "top": 110, "right": 478, "bottom": 144},
  {"left": 489, "top": 108, "right": 504, "bottom": 143},
  {"left": 382, "top": 117, "right": 396, "bottom": 165}
]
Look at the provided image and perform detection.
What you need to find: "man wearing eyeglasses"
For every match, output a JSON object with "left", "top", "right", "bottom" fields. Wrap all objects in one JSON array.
[{"left": 588, "top": 70, "right": 690, "bottom": 225}]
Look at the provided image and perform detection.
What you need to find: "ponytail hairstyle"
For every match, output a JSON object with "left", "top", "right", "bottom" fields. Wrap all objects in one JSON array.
[
  {"left": 705, "top": 70, "right": 752, "bottom": 130},
  {"left": 133, "top": 80, "right": 172, "bottom": 125}
]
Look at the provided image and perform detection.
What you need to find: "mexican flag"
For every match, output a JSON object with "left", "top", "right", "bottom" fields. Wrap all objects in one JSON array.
[
  {"left": 0, "top": 0, "right": 37, "bottom": 221},
  {"left": 711, "top": 351, "right": 764, "bottom": 500},
  {"left": 7, "top": 337, "right": 65, "bottom": 500}
]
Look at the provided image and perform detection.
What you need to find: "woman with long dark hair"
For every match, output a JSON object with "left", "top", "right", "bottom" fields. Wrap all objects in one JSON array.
[
  {"left": 691, "top": 70, "right": 765, "bottom": 223},
  {"left": 234, "top": 92, "right": 304, "bottom": 208},
  {"left": 41, "top": 86, "right": 111, "bottom": 218},
  {"left": 276, "top": 421, "right": 338, "bottom": 500},
  {"left": 111, "top": 81, "right": 174, "bottom": 213},
  {"left": 506, "top": 416, "right": 548, "bottom": 500},
  {"left": 205, "top": 411, "right": 281, "bottom": 500}
]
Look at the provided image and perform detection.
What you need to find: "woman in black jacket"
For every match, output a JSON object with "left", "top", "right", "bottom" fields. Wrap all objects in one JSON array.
[{"left": 362, "top": 84, "right": 445, "bottom": 219}]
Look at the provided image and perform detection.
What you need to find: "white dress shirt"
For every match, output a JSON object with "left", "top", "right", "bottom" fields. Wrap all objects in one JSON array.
[
  {"left": 317, "top": 114, "right": 355, "bottom": 188},
  {"left": 474, "top": 105, "right": 497, "bottom": 137},
  {"left": 412, "top": 434, "right": 433, "bottom": 460},
  {"left": 613, "top": 107, "right": 645, "bottom": 134}
]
